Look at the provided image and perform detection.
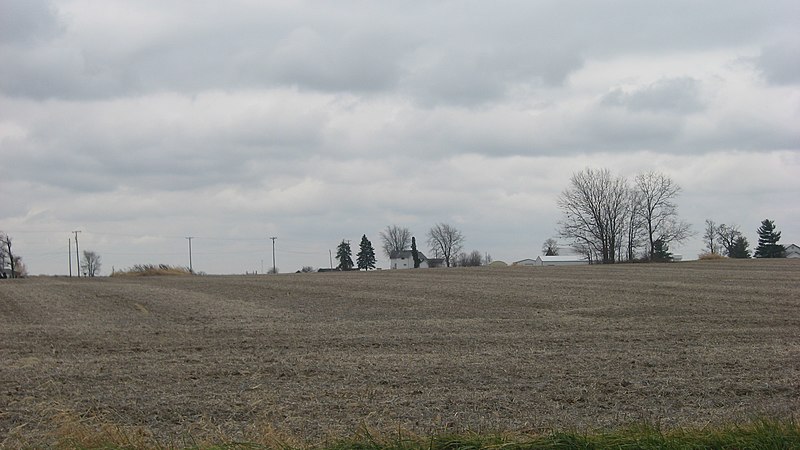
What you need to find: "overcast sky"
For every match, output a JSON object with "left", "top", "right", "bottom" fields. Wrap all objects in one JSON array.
[{"left": 2, "top": 0, "right": 798, "bottom": 275}]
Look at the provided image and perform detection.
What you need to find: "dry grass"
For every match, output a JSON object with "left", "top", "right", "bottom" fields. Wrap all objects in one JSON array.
[
  {"left": 111, "top": 264, "right": 194, "bottom": 277},
  {"left": 1, "top": 259, "right": 798, "bottom": 447},
  {"left": 697, "top": 252, "right": 727, "bottom": 260}
]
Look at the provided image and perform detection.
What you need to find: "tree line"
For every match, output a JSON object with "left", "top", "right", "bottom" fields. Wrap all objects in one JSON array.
[
  {"left": 702, "top": 218, "right": 787, "bottom": 259},
  {"left": 558, "top": 169, "right": 692, "bottom": 263},
  {"left": 557, "top": 168, "right": 791, "bottom": 263},
  {"left": 2, "top": 175, "right": 792, "bottom": 276},
  {"left": 331, "top": 223, "right": 489, "bottom": 271},
  {"left": 379, "top": 223, "right": 490, "bottom": 268},
  {"left": 333, "top": 235, "right": 377, "bottom": 271}
]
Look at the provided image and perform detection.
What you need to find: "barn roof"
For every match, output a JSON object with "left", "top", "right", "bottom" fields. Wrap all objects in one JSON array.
[{"left": 537, "top": 255, "right": 588, "bottom": 262}]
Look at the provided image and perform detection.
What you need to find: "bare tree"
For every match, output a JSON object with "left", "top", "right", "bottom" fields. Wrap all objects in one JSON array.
[
  {"left": 558, "top": 168, "right": 629, "bottom": 264},
  {"left": 542, "top": 238, "right": 559, "bottom": 256},
  {"left": 0, "top": 234, "right": 6, "bottom": 277},
  {"left": 455, "top": 250, "right": 484, "bottom": 267},
  {"left": 1, "top": 233, "right": 17, "bottom": 278},
  {"left": 703, "top": 219, "right": 719, "bottom": 255},
  {"left": 81, "top": 250, "right": 102, "bottom": 277},
  {"left": 634, "top": 171, "right": 692, "bottom": 261},
  {"left": 427, "top": 223, "right": 464, "bottom": 267},
  {"left": 379, "top": 225, "right": 411, "bottom": 258},
  {"left": 716, "top": 223, "right": 742, "bottom": 256},
  {"left": 624, "top": 189, "right": 646, "bottom": 261}
]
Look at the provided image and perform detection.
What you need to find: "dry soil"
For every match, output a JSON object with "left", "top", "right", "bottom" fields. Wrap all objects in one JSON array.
[{"left": 1, "top": 260, "right": 798, "bottom": 445}]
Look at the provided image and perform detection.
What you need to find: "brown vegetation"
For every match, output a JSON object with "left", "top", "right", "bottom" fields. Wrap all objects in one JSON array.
[
  {"left": 110, "top": 264, "right": 193, "bottom": 277},
  {"left": 1, "top": 260, "right": 798, "bottom": 447},
  {"left": 697, "top": 252, "right": 727, "bottom": 260}
]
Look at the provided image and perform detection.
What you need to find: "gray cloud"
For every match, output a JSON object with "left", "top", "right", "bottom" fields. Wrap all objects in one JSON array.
[
  {"left": 755, "top": 41, "right": 800, "bottom": 85},
  {"left": 0, "top": 0, "right": 61, "bottom": 44},
  {"left": 601, "top": 77, "right": 705, "bottom": 113},
  {"left": 2, "top": 1, "right": 799, "bottom": 275},
  {"left": 5, "top": 1, "right": 796, "bottom": 104}
]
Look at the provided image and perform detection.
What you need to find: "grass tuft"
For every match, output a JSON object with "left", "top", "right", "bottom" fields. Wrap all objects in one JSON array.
[
  {"left": 697, "top": 252, "right": 727, "bottom": 261},
  {"left": 111, "top": 264, "right": 194, "bottom": 277}
]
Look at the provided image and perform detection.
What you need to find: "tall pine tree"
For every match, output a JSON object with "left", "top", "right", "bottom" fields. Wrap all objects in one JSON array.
[
  {"left": 336, "top": 240, "right": 354, "bottom": 270},
  {"left": 356, "top": 235, "right": 376, "bottom": 270},
  {"left": 754, "top": 219, "right": 785, "bottom": 258}
]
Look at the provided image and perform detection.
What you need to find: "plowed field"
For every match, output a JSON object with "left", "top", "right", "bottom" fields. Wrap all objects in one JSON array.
[{"left": 1, "top": 260, "right": 799, "bottom": 446}]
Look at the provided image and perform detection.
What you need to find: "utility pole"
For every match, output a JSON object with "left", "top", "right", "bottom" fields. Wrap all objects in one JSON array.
[
  {"left": 68, "top": 238, "right": 72, "bottom": 277},
  {"left": 270, "top": 236, "right": 277, "bottom": 274},
  {"left": 186, "top": 237, "right": 194, "bottom": 273},
  {"left": 329, "top": 249, "right": 333, "bottom": 269},
  {"left": 72, "top": 230, "right": 81, "bottom": 277}
]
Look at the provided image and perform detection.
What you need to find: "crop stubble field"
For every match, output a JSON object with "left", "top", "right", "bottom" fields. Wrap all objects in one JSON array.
[{"left": 1, "top": 260, "right": 799, "bottom": 445}]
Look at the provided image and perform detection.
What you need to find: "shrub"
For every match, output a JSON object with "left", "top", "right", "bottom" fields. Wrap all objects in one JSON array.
[
  {"left": 698, "top": 252, "right": 726, "bottom": 261},
  {"left": 110, "top": 264, "right": 193, "bottom": 277}
]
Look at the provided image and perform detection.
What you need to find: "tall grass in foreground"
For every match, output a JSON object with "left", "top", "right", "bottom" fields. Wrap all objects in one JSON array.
[{"left": 43, "top": 419, "right": 800, "bottom": 450}]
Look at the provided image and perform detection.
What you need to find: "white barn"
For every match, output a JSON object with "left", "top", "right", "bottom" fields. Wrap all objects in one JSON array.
[{"left": 785, "top": 244, "right": 800, "bottom": 258}]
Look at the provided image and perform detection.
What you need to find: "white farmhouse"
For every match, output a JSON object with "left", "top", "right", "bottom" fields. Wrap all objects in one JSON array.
[
  {"left": 389, "top": 250, "right": 445, "bottom": 269},
  {"left": 785, "top": 243, "right": 800, "bottom": 258},
  {"left": 535, "top": 255, "right": 589, "bottom": 266}
]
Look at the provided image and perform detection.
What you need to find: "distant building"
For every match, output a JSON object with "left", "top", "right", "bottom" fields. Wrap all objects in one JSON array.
[
  {"left": 512, "top": 258, "right": 538, "bottom": 266},
  {"left": 390, "top": 250, "right": 443, "bottom": 269},
  {"left": 785, "top": 244, "right": 800, "bottom": 258},
  {"left": 488, "top": 260, "right": 508, "bottom": 267},
  {"left": 535, "top": 255, "right": 589, "bottom": 266}
]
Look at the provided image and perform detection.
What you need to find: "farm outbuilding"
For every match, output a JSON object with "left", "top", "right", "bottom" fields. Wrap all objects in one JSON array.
[
  {"left": 535, "top": 255, "right": 589, "bottom": 266},
  {"left": 512, "top": 258, "right": 537, "bottom": 266},
  {"left": 785, "top": 244, "right": 800, "bottom": 258}
]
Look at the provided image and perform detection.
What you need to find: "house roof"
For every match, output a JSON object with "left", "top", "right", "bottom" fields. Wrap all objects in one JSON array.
[
  {"left": 389, "top": 250, "right": 427, "bottom": 260},
  {"left": 536, "top": 255, "right": 588, "bottom": 262}
]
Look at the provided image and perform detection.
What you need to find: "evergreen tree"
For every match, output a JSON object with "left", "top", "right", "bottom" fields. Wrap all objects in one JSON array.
[
  {"left": 729, "top": 236, "right": 751, "bottom": 259},
  {"left": 356, "top": 234, "right": 376, "bottom": 270},
  {"left": 754, "top": 219, "right": 785, "bottom": 258},
  {"left": 336, "top": 240, "right": 354, "bottom": 270},
  {"left": 411, "top": 236, "right": 421, "bottom": 268},
  {"left": 652, "top": 238, "right": 673, "bottom": 262}
]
